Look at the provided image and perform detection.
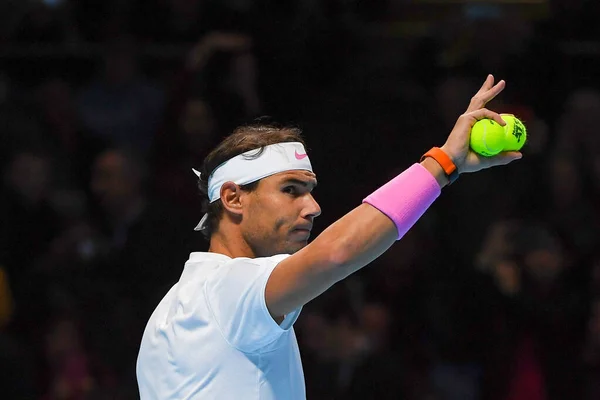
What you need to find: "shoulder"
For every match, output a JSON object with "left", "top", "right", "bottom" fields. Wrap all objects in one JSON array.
[
  {"left": 220, "top": 254, "right": 291, "bottom": 275},
  {"left": 200, "top": 253, "right": 291, "bottom": 288},
  {"left": 190, "top": 253, "right": 290, "bottom": 267},
  {"left": 230, "top": 254, "right": 291, "bottom": 267}
]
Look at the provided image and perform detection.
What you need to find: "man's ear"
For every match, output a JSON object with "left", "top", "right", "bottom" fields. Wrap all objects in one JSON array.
[{"left": 220, "top": 181, "right": 244, "bottom": 217}]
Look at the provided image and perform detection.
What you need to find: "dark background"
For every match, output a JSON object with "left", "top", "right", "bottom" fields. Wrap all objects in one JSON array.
[{"left": 1, "top": 0, "right": 599, "bottom": 399}]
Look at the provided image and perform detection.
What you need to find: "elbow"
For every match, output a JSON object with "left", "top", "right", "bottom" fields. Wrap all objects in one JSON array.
[
  {"left": 328, "top": 249, "right": 347, "bottom": 271},
  {"left": 324, "top": 237, "right": 354, "bottom": 273},
  {"left": 303, "top": 236, "right": 350, "bottom": 278}
]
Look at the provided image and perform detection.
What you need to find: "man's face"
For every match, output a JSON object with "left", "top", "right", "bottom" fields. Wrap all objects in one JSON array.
[{"left": 241, "top": 170, "right": 320, "bottom": 256}]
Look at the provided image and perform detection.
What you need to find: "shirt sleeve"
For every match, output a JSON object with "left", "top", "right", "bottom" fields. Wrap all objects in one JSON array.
[{"left": 203, "top": 254, "right": 302, "bottom": 353}]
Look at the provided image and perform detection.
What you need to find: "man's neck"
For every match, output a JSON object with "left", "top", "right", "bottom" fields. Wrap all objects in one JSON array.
[{"left": 208, "top": 225, "right": 256, "bottom": 259}]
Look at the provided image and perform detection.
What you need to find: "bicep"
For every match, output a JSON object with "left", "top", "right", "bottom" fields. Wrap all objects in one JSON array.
[{"left": 265, "top": 245, "right": 340, "bottom": 320}]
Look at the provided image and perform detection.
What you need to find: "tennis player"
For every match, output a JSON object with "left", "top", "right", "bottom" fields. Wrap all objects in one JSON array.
[{"left": 136, "top": 75, "right": 522, "bottom": 399}]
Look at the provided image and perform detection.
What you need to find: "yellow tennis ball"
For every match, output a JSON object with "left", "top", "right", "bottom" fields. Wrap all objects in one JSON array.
[
  {"left": 469, "top": 118, "right": 506, "bottom": 156},
  {"left": 501, "top": 114, "right": 527, "bottom": 151}
]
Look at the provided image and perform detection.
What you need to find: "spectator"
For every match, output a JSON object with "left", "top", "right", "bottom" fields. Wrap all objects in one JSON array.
[
  {"left": 77, "top": 36, "right": 164, "bottom": 153},
  {"left": 544, "top": 153, "right": 599, "bottom": 260},
  {"left": 89, "top": 147, "right": 193, "bottom": 308},
  {"left": 480, "top": 222, "right": 588, "bottom": 400},
  {"left": 0, "top": 149, "right": 62, "bottom": 310},
  {"left": 41, "top": 314, "right": 99, "bottom": 400},
  {"left": 35, "top": 78, "right": 104, "bottom": 188},
  {"left": 151, "top": 31, "right": 259, "bottom": 215},
  {"left": 555, "top": 89, "right": 600, "bottom": 157},
  {"left": 153, "top": 96, "right": 219, "bottom": 217}
]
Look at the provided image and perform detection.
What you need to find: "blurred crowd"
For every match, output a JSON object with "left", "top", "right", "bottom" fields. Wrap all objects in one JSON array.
[{"left": 1, "top": 0, "right": 599, "bottom": 399}]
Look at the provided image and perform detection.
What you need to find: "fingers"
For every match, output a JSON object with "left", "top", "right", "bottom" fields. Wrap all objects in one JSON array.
[
  {"left": 493, "top": 113, "right": 507, "bottom": 126},
  {"left": 463, "top": 108, "right": 506, "bottom": 126},
  {"left": 484, "top": 79, "right": 505, "bottom": 103},
  {"left": 477, "top": 74, "right": 495, "bottom": 93},
  {"left": 467, "top": 75, "right": 506, "bottom": 113}
]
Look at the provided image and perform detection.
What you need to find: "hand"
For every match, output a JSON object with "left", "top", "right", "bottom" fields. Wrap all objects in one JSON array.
[
  {"left": 440, "top": 75, "right": 522, "bottom": 173},
  {"left": 465, "top": 74, "right": 506, "bottom": 113}
]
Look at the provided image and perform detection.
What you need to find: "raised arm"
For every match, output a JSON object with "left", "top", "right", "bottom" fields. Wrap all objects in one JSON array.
[{"left": 266, "top": 75, "right": 523, "bottom": 319}]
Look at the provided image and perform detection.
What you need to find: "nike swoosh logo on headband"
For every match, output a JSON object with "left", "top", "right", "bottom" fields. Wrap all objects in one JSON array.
[{"left": 295, "top": 150, "right": 308, "bottom": 160}]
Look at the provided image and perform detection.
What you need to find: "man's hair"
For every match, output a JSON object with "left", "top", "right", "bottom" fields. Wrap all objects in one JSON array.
[{"left": 197, "top": 122, "right": 306, "bottom": 239}]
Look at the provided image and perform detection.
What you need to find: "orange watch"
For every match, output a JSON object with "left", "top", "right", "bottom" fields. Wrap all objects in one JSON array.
[{"left": 420, "top": 147, "right": 459, "bottom": 184}]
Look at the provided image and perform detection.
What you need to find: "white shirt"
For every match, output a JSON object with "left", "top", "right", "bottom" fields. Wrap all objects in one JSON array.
[{"left": 136, "top": 252, "right": 305, "bottom": 400}]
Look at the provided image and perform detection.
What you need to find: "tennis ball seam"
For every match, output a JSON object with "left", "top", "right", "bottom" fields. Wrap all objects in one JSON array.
[
  {"left": 482, "top": 125, "right": 492, "bottom": 152},
  {"left": 482, "top": 123, "right": 502, "bottom": 154}
]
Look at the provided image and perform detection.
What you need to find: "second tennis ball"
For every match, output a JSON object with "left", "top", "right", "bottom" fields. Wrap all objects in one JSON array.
[
  {"left": 501, "top": 114, "right": 527, "bottom": 152},
  {"left": 470, "top": 114, "right": 527, "bottom": 156}
]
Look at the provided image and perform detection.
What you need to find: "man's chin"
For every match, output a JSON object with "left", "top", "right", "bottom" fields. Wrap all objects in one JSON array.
[{"left": 285, "top": 241, "right": 308, "bottom": 254}]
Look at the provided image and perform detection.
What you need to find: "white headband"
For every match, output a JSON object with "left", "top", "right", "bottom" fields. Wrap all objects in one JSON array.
[{"left": 192, "top": 141, "right": 313, "bottom": 231}]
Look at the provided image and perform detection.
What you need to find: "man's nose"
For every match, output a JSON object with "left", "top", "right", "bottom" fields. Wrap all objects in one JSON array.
[{"left": 303, "top": 193, "right": 321, "bottom": 219}]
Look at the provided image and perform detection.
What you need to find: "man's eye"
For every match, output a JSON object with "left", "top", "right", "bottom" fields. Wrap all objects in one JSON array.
[{"left": 283, "top": 186, "right": 297, "bottom": 195}]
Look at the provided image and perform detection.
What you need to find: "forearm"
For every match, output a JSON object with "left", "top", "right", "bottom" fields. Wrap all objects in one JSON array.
[
  {"left": 313, "top": 203, "right": 398, "bottom": 278},
  {"left": 268, "top": 203, "right": 398, "bottom": 317},
  {"left": 314, "top": 160, "right": 446, "bottom": 279},
  {"left": 420, "top": 157, "right": 450, "bottom": 188},
  {"left": 268, "top": 160, "right": 446, "bottom": 318}
]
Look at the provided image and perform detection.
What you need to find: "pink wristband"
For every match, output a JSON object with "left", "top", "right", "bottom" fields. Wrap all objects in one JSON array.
[{"left": 363, "top": 163, "right": 441, "bottom": 240}]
